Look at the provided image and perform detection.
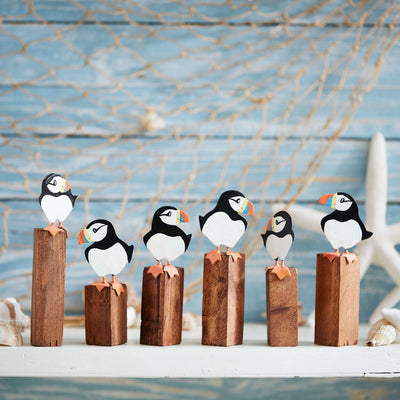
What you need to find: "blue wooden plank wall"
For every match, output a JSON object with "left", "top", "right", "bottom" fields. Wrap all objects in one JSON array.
[{"left": 1, "top": 0, "right": 400, "bottom": 326}]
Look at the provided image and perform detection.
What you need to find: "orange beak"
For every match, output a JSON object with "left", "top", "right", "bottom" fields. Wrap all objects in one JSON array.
[
  {"left": 65, "top": 180, "right": 71, "bottom": 191},
  {"left": 78, "top": 230, "right": 85, "bottom": 245},
  {"left": 319, "top": 194, "right": 333, "bottom": 205},
  {"left": 266, "top": 218, "right": 272, "bottom": 231},
  {"left": 179, "top": 210, "right": 190, "bottom": 223},
  {"left": 247, "top": 201, "right": 254, "bottom": 216}
]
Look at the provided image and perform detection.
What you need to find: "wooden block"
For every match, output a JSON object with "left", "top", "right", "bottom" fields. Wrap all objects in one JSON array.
[
  {"left": 140, "top": 267, "right": 184, "bottom": 346},
  {"left": 85, "top": 284, "right": 127, "bottom": 346},
  {"left": 202, "top": 253, "right": 245, "bottom": 346},
  {"left": 266, "top": 267, "right": 298, "bottom": 347},
  {"left": 31, "top": 229, "right": 66, "bottom": 347},
  {"left": 314, "top": 253, "right": 360, "bottom": 346}
]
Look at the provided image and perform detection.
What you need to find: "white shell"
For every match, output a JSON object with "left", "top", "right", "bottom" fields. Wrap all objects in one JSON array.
[
  {"left": 367, "top": 319, "right": 398, "bottom": 346},
  {"left": 381, "top": 308, "right": 400, "bottom": 332},
  {"left": 0, "top": 322, "right": 23, "bottom": 346},
  {"left": 0, "top": 297, "right": 30, "bottom": 332},
  {"left": 182, "top": 312, "right": 202, "bottom": 331},
  {"left": 127, "top": 306, "right": 138, "bottom": 328}
]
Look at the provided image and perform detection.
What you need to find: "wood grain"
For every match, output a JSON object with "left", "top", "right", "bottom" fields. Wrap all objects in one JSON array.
[
  {"left": 202, "top": 253, "right": 245, "bottom": 346},
  {"left": 266, "top": 267, "right": 298, "bottom": 347},
  {"left": 140, "top": 267, "right": 184, "bottom": 346},
  {"left": 85, "top": 284, "right": 127, "bottom": 346},
  {"left": 31, "top": 228, "right": 66, "bottom": 347},
  {"left": 314, "top": 253, "right": 360, "bottom": 346}
]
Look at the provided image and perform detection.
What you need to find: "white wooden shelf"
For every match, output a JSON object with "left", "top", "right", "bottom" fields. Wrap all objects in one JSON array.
[{"left": 2, "top": 324, "right": 400, "bottom": 378}]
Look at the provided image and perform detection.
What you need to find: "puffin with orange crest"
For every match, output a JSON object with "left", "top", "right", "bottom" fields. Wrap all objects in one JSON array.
[
  {"left": 199, "top": 190, "right": 254, "bottom": 263},
  {"left": 261, "top": 210, "right": 294, "bottom": 280},
  {"left": 39, "top": 173, "right": 77, "bottom": 237},
  {"left": 144, "top": 206, "right": 191, "bottom": 278},
  {"left": 78, "top": 219, "right": 133, "bottom": 294},
  {"left": 319, "top": 192, "right": 372, "bottom": 262}
]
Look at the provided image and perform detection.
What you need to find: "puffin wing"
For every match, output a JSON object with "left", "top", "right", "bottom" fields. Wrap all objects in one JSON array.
[
  {"left": 199, "top": 214, "right": 207, "bottom": 230},
  {"left": 143, "top": 230, "right": 152, "bottom": 247},
  {"left": 120, "top": 241, "right": 134, "bottom": 263},
  {"left": 183, "top": 233, "right": 192, "bottom": 251},
  {"left": 261, "top": 231, "right": 270, "bottom": 247},
  {"left": 84, "top": 246, "right": 91, "bottom": 263}
]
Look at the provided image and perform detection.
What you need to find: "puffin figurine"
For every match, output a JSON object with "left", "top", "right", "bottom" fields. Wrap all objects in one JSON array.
[
  {"left": 261, "top": 210, "right": 294, "bottom": 280},
  {"left": 78, "top": 219, "right": 133, "bottom": 294},
  {"left": 39, "top": 173, "right": 77, "bottom": 237},
  {"left": 319, "top": 192, "right": 373, "bottom": 262},
  {"left": 199, "top": 190, "right": 254, "bottom": 264},
  {"left": 144, "top": 206, "right": 191, "bottom": 278}
]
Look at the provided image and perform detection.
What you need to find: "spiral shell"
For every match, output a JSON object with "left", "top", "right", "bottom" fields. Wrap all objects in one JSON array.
[
  {"left": 0, "top": 297, "right": 30, "bottom": 332},
  {"left": 381, "top": 308, "right": 400, "bottom": 332},
  {"left": 0, "top": 322, "right": 23, "bottom": 346},
  {"left": 367, "top": 319, "right": 398, "bottom": 346}
]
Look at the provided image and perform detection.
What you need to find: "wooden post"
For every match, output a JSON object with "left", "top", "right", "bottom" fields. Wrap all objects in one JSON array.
[
  {"left": 266, "top": 267, "right": 298, "bottom": 346},
  {"left": 140, "top": 268, "right": 184, "bottom": 346},
  {"left": 85, "top": 284, "right": 127, "bottom": 346},
  {"left": 31, "top": 229, "right": 66, "bottom": 347},
  {"left": 202, "top": 253, "right": 245, "bottom": 346},
  {"left": 314, "top": 253, "right": 360, "bottom": 346}
]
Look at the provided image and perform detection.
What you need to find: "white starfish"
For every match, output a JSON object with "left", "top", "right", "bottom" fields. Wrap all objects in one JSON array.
[{"left": 274, "top": 133, "right": 400, "bottom": 324}]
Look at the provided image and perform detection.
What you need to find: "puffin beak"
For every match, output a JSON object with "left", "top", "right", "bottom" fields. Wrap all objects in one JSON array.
[
  {"left": 239, "top": 199, "right": 254, "bottom": 216},
  {"left": 318, "top": 193, "right": 336, "bottom": 209},
  {"left": 177, "top": 210, "right": 190, "bottom": 224},
  {"left": 266, "top": 218, "right": 273, "bottom": 232},
  {"left": 78, "top": 229, "right": 92, "bottom": 245},
  {"left": 61, "top": 179, "right": 71, "bottom": 193}
]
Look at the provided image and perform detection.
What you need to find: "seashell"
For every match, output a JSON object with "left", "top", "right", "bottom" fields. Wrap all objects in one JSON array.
[
  {"left": 367, "top": 319, "right": 397, "bottom": 346},
  {"left": 182, "top": 312, "right": 202, "bottom": 331},
  {"left": 0, "top": 322, "right": 23, "bottom": 346},
  {"left": 127, "top": 306, "right": 138, "bottom": 328},
  {"left": 139, "top": 110, "right": 166, "bottom": 132},
  {"left": 381, "top": 308, "right": 400, "bottom": 332},
  {"left": 0, "top": 297, "right": 30, "bottom": 332}
]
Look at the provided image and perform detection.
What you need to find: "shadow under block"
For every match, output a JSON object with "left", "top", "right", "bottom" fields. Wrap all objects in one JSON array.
[
  {"left": 266, "top": 267, "right": 298, "bottom": 347},
  {"left": 140, "top": 267, "right": 184, "bottom": 346},
  {"left": 85, "top": 284, "right": 127, "bottom": 346},
  {"left": 31, "top": 229, "right": 66, "bottom": 347},
  {"left": 202, "top": 253, "right": 245, "bottom": 347},
  {"left": 314, "top": 253, "right": 360, "bottom": 347}
]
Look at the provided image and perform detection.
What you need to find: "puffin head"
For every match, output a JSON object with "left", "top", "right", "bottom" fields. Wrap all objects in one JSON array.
[
  {"left": 218, "top": 190, "right": 254, "bottom": 216},
  {"left": 78, "top": 219, "right": 114, "bottom": 245},
  {"left": 266, "top": 210, "right": 292, "bottom": 233},
  {"left": 319, "top": 192, "right": 355, "bottom": 212},
  {"left": 153, "top": 206, "right": 190, "bottom": 226},
  {"left": 42, "top": 173, "right": 71, "bottom": 195}
]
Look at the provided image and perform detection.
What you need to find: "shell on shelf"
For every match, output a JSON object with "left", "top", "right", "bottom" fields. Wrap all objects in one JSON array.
[
  {"left": 182, "top": 312, "right": 201, "bottom": 331},
  {"left": 0, "top": 322, "right": 23, "bottom": 346},
  {"left": 0, "top": 297, "right": 30, "bottom": 332},
  {"left": 367, "top": 318, "right": 398, "bottom": 346}
]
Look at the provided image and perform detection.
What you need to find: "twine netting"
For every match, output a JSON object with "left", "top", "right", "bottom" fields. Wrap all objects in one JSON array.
[{"left": 1, "top": 0, "right": 399, "bottom": 312}]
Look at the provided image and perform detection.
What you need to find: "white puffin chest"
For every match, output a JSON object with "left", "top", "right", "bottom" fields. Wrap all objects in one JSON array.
[
  {"left": 146, "top": 233, "right": 185, "bottom": 262},
  {"left": 202, "top": 211, "right": 245, "bottom": 248},
  {"left": 88, "top": 243, "right": 128, "bottom": 277},
  {"left": 266, "top": 234, "right": 293, "bottom": 261},
  {"left": 323, "top": 219, "right": 362, "bottom": 250},
  {"left": 41, "top": 195, "right": 73, "bottom": 223}
]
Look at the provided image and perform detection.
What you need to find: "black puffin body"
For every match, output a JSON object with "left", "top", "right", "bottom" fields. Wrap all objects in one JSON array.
[
  {"left": 261, "top": 211, "right": 294, "bottom": 261},
  {"left": 79, "top": 219, "right": 133, "bottom": 277},
  {"left": 144, "top": 206, "right": 191, "bottom": 262},
  {"left": 319, "top": 192, "right": 372, "bottom": 250},
  {"left": 199, "top": 190, "right": 253, "bottom": 248},
  {"left": 39, "top": 173, "right": 77, "bottom": 224}
]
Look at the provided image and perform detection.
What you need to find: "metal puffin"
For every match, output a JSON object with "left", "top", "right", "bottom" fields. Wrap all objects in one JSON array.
[
  {"left": 261, "top": 210, "right": 294, "bottom": 280},
  {"left": 319, "top": 192, "right": 373, "bottom": 262},
  {"left": 199, "top": 190, "right": 254, "bottom": 264}
]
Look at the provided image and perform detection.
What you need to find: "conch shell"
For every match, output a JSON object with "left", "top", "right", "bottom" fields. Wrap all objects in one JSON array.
[
  {"left": 0, "top": 322, "right": 23, "bottom": 346},
  {"left": 0, "top": 297, "right": 30, "bottom": 332},
  {"left": 367, "top": 318, "right": 399, "bottom": 346}
]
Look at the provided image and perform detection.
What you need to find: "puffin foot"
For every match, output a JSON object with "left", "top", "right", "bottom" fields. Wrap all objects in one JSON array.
[
  {"left": 342, "top": 250, "right": 358, "bottom": 264},
  {"left": 111, "top": 275, "right": 125, "bottom": 295},
  {"left": 93, "top": 277, "right": 110, "bottom": 292},
  {"left": 57, "top": 222, "right": 69, "bottom": 239},
  {"left": 323, "top": 249, "right": 340, "bottom": 262},
  {"left": 226, "top": 248, "right": 242, "bottom": 262},
  {"left": 43, "top": 223, "right": 64, "bottom": 237},
  {"left": 205, "top": 248, "right": 222, "bottom": 264},
  {"left": 164, "top": 263, "right": 179, "bottom": 278},
  {"left": 266, "top": 261, "right": 291, "bottom": 280},
  {"left": 147, "top": 261, "right": 164, "bottom": 278}
]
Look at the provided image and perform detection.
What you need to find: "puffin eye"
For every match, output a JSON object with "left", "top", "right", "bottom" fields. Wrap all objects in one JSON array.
[
  {"left": 232, "top": 198, "right": 240, "bottom": 204},
  {"left": 340, "top": 198, "right": 345, "bottom": 203},
  {"left": 167, "top": 211, "right": 171, "bottom": 217},
  {"left": 93, "top": 228, "right": 98, "bottom": 233}
]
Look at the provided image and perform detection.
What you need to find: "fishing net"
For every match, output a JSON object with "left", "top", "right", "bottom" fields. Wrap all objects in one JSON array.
[{"left": 1, "top": 0, "right": 399, "bottom": 317}]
